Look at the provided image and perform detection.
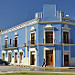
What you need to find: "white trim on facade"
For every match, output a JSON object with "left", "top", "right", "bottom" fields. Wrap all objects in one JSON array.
[
  {"left": 44, "top": 47, "right": 55, "bottom": 67},
  {"left": 14, "top": 50, "right": 18, "bottom": 52},
  {"left": 8, "top": 50, "right": 12, "bottom": 53},
  {"left": 25, "top": 27, "right": 27, "bottom": 58},
  {"left": 2, "top": 51, "right": 6, "bottom": 53}
]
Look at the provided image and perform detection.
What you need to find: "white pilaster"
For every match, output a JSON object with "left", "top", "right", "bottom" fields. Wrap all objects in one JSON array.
[{"left": 25, "top": 27, "right": 27, "bottom": 58}]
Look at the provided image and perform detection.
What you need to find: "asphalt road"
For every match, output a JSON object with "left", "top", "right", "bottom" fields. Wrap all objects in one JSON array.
[{"left": 0, "top": 66, "right": 75, "bottom": 74}]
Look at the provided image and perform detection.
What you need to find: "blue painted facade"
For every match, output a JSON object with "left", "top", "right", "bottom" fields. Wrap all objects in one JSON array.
[{"left": 0, "top": 4, "right": 75, "bottom": 67}]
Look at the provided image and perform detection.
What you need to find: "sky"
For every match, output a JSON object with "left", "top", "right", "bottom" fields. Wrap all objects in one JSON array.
[{"left": 0, "top": 0, "right": 75, "bottom": 30}]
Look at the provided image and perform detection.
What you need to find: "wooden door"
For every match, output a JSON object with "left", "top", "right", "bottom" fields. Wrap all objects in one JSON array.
[
  {"left": 64, "top": 55, "right": 69, "bottom": 66},
  {"left": 46, "top": 50, "right": 53, "bottom": 66}
]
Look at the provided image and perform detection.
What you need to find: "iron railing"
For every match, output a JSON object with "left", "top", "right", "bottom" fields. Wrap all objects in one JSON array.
[
  {"left": 43, "top": 39, "right": 55, "bottom": 44},
  {"left": 2, "top": 43, "right": 18, "bottom": 49},
  {"left": 27, "top": 40, "right": 36, "bottom": 45},
  {"left": 62, "top": 39, "right": 73, "bottom": 44}
]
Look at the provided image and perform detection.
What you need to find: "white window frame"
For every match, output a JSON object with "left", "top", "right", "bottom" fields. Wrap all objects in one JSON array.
[
  {"left": 62, "top": 30, "right": 70, "bottom": 44},
  {"left": 14, "top": 35, "right": 18, "bottom": 47},
  {"left": 44, "top": 29, "right": 55, "bottom": 44},
  {"left": 30, "top": 31, "right": 36, "bottom": 44}
]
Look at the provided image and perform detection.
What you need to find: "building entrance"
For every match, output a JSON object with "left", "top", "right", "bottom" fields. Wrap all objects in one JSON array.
[
  {"left": 2, "top": 53, "right": 5, "bottom": 60},
  {"left": 8, "top": 52, "right": 12, "bottom": 62},
  {"left": 64, "top": 54, "right": 69, "bottom": 66},
  {"left": 15, "top": 52, "right": 18, "bottom": 63},
  {"left": 46, "top": 50, "right": 53, "bottom": 66},
  {"left": 20, "top": 52, "right": 23, "bottom": 63},
  {"left": 30, "top": 51, "right": 35, "bottom": 65}
]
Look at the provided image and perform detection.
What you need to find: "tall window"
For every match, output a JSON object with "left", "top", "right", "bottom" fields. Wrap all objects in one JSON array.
[
  {"left": 10, "top": 39, "right": 11, "bottom": 45},
  {"left": 14, "top": 37, "right": 17, "bottom": 47},
  {"left": 63, "top": 32, "right": 69, "bottom": 43},
  {"left": 5, "top": 40, "right": 7, "bottom": 48},
  {"left": 31, "top": 33, "right": 35, "bottom": 44},
  {"left": 45, "top": 32, "right": 53, "bottom": 43}
]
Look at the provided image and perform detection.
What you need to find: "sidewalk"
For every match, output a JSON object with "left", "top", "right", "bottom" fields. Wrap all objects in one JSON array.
[{"left": 15, "top": 65, "right": 75, "bottom": 69}]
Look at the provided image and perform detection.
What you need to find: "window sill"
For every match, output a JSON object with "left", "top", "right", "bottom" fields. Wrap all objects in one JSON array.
[
  {"left": 44, "top": 43, "right": 54, "bottom": 46},
  {"left": 27, "top": 44, "right": 36, "bottom": 47}
]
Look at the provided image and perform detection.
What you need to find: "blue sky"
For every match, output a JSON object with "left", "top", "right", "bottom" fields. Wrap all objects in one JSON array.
[{"left": 0, "top": 0, "right": 75, "bottom": 30}]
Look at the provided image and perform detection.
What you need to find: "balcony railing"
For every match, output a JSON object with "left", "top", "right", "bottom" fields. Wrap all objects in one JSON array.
[
  {"left": 43, "top": 39, "right": 54, "bottom": 44},
  {"left": 62, "top": 39, "right": 73, "bottom": 44},
  {"left": 27, "top": 40, "right": 36, "bottom": 45},
  {"left": 2, "top": 43, "right": 18, "bottom": 49}
]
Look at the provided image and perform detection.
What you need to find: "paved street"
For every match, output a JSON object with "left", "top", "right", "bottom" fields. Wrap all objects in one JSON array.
[{"left": 0, "top": 66, "right": 75, "bottom": 74}]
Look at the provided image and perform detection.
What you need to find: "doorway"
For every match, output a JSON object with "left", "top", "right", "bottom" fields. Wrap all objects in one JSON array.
[
  {"left": 46, "top": 50, "right": 53, "bottom": 66},
  {"left": 20, "top": 52, "right": 23, "bottom": 63},
  {"left": 8, "top": 52, "right": 12, "bottom": 62},
  {"left": 30, "top": 51, "right": 35, "bottom": 65},
  {"left": 15, "top": 52, "right": 18, "bottom": 63},
  {"left": 64, "top": 54, "right": 69, "bottom": 66},
  {"left": 2, "top": 53, "right": 5, "bottom": 60}
]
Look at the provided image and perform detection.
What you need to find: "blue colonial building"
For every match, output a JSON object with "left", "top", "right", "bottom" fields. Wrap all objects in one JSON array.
[{"left": 0, "top": 4, "right": 75, "bottom": 67}]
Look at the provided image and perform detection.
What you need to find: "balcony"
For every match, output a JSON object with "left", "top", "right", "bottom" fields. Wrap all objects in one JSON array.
[
  {"left": 27, "top": 40, "right": 36, "bottom": 47},
  {"left": 43, "top": 39, "right": 55, "bottom": 46},
  {"left": 2, "top": 44, "right": 18, "bottom": 50}
]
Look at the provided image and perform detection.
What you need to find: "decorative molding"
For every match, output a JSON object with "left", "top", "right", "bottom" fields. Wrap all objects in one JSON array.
[
  {"left": 62, "top": 27, "right": 71, "bottom": 30},
  {"left": 4, "top": 35, "right": 8, "bottom": 39},
  {"left": 62, "top": 24, "right": 71, "bottom": 30},
  {"left": 44, "top": 24, "right": 55, "bottom": 29},
  {"left": 0, "top": 18, "right": 39, "bottom": 35},
  {"left": 29, "top": 26, "right": 36, "bottom": 32},
  {"left": 14, "top": 32, "right": 18, "bottom": 36},
  {"left": 64, "top": 24, "right": 68, "bottom": 28}
]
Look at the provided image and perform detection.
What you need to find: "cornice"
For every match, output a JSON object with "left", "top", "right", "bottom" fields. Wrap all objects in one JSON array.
[
  {"left": 38, "top": 21, "right": 75, "bottom": 25},
  {"left": 1, "top": 17, "right": 75, "bottom": 36},
  {"left": 62, "top": 17, "right": 75, "bottom": 21},
  {"left": 0, "top": 18, "right": 39, "bottom": 35}
]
